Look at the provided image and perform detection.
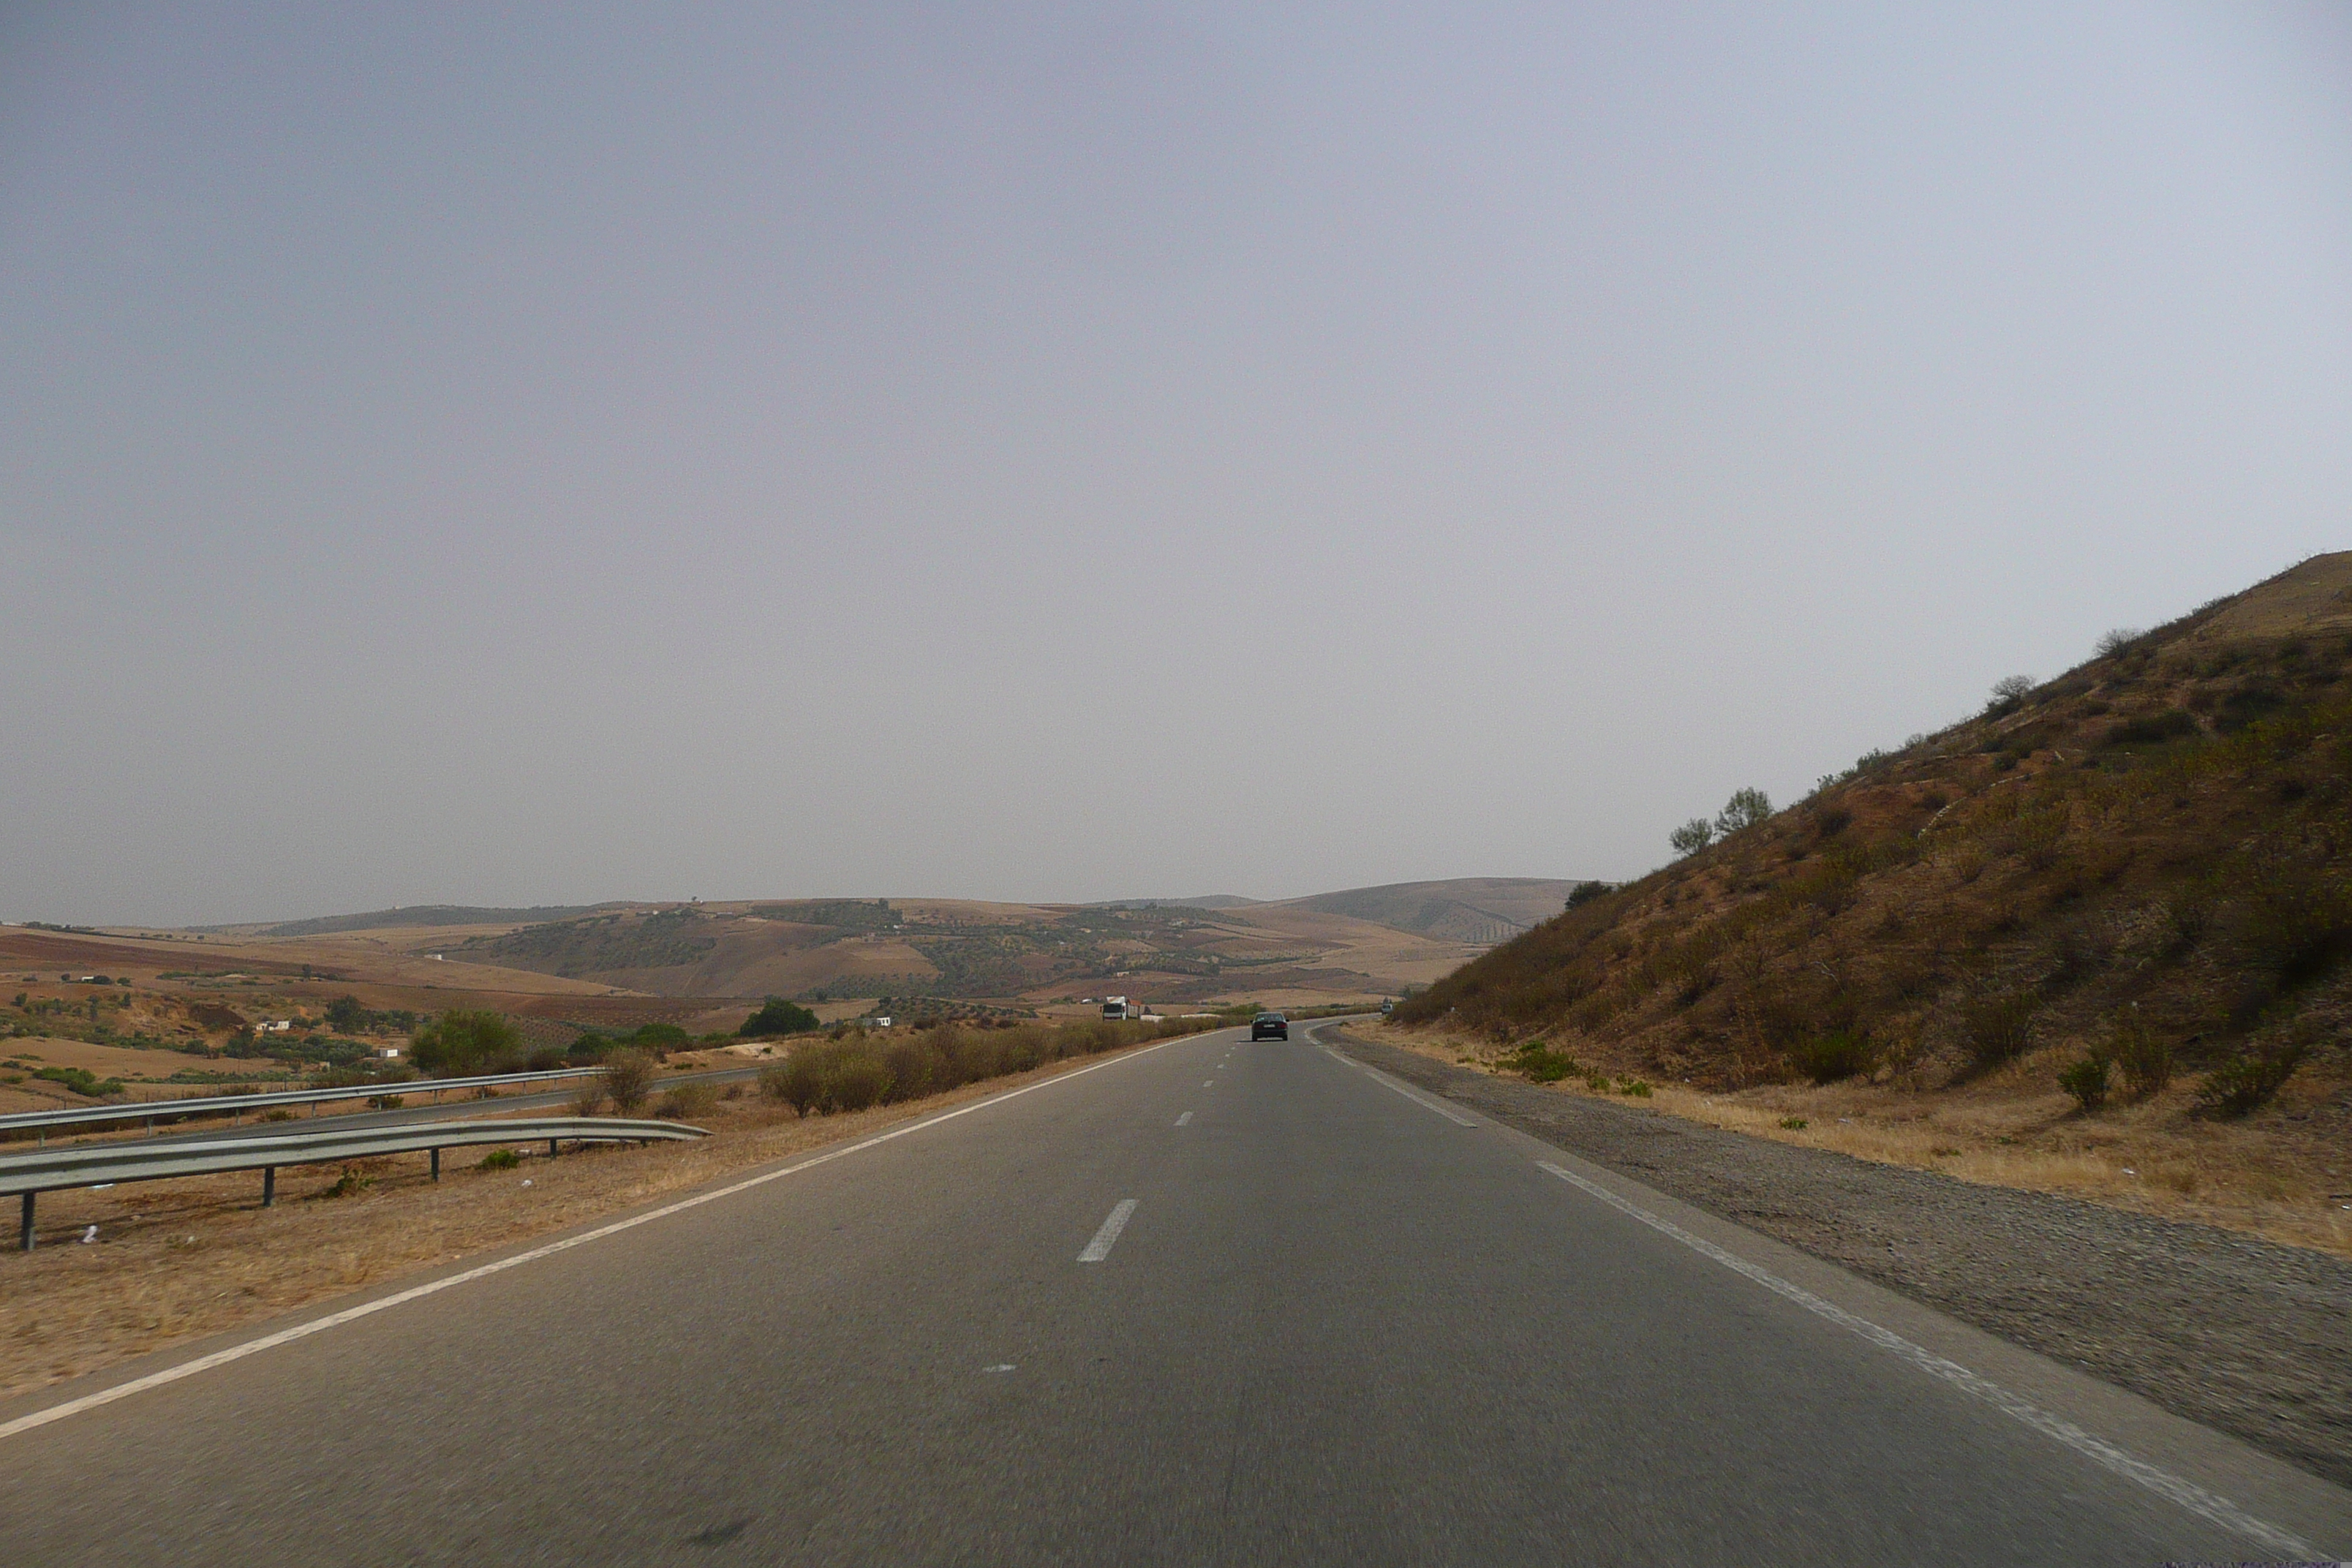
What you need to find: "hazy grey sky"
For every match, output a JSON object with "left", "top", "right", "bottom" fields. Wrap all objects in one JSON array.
[{"left": 5, "top": 4, "right": 2350, "bottom": 925}]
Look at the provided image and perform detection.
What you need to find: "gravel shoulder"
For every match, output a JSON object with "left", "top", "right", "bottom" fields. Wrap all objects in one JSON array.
[{"left": 1335, "top": 1026, "right": 2352, "bottom": 1490}]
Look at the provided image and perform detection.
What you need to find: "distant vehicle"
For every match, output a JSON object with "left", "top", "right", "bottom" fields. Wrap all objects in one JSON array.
[
  {"left": 1380, "top": 1000, "right": 1395, "bottom": 1016},
  {"left": 1251, "top": 1011, "right": 1289, "bottom": 1041},
  {"left": 1101, "top": 996, "right": 1129, "bottom": 1021}
]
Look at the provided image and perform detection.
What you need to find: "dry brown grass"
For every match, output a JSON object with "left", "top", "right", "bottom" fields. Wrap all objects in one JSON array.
[
  {"left": 0, "top": 1043, "right": 1160, "bottom": 1402},
  {"left": 1362, "top": 1019, "right": 2352, "bottom": 1260}
]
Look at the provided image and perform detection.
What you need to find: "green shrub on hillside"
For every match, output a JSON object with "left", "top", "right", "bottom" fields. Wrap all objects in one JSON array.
[
  {"left": 2108, "top": 1012, "right": 2172, "bottom": 1097},
  {"left": 1959, "top": 994, "right": 2038, "bottom": 1072},
  {"left": 2196, "top": 1039, "right": 2306, "bottom": 1117},
  {"left": 2057, "top": 1053, "right": 2110, "bottom": 1113},
  {"left": 1789, "top": 1029, "right": 1876, "bottom": 1085}
]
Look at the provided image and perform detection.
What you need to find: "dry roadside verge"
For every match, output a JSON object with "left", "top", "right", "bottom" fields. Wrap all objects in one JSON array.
[
  {"left": 0, "top": 1044, "right": 1159, "bottom": 1405},
  {"left": 1332, "top": 1025, "right": 2352, "bottom": 1491}
]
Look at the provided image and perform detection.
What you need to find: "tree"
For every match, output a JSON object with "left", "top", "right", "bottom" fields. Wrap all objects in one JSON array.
[
  {"left": 1668, "top": 818, "right": 1715, "bottom": 857},
  {"left": 2094, "top": 628, "right": 2142, "bottom": 658},
  {"left": 325, "top": 995, "right": 366, "bottom": 1033},
  {"left": 1712, "top": 787, "right": 1772, "bottom": 837},
  {"left": 740, "top": 997, "right": 821, "bottom": 1038},
  {"left": 1986, "top": 674, "right": 2036, "bottom": 715},
  {"left": 410, "top": 1009, "right": 523, "bottom": 1077},
  {"left": 1563, "top": 881, "right": 1613, "bottom": 911}
]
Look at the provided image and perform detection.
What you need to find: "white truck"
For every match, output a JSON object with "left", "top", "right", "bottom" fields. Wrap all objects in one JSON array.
[{"left": 1100, "top": 996, "right": 1130, "bottom": 1021}]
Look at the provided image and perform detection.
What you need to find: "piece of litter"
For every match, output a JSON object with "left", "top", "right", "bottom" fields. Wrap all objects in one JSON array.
[
  {"left": 521, "top": 1179, "right": 532, "bottom": 1188},
  {"left": 981, "top": 1364, "right": 1017, "bottom": 1373},
  {"left": 2122, "top": 1168, "right": 2137, "bottom": 1176},
  {"left": 89, "top": 1183, "right": 114, "bottom": 1191},
  {"left": 80, "top": 1225, "right": 97, "bottom": 1244},
  {"left": 1837, "top": 1117, "right": 1854, "bottom": 1125}
]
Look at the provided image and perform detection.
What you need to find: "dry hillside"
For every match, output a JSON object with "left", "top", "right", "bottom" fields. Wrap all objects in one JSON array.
[{"left": 1400, "top": 554, "right": 2352, "bottom": 1114}]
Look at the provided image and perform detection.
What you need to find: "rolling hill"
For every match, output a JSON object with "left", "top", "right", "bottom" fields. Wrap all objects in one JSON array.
[{"left": 1396, "top": 553, "right": 2352, "bottom": 1107}]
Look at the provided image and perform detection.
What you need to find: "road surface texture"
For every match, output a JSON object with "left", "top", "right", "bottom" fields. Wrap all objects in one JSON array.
[
  {"left": 1, "top": 1021, "right": 2344, "bottom": 1564},
  {"left": 1335, "top": 1026, "right": 2352, "bottom": 1491}
]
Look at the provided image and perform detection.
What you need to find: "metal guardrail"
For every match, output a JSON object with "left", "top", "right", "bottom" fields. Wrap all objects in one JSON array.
[
  {"left": 0, "top": 1063, "right": 622, "bottom": 1142},
  {"left": 6, "top": 1116, "right": 708, "bottom": 1251}
]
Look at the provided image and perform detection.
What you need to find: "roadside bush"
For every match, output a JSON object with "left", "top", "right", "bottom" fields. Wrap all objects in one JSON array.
[
  {"left": 655, "top": 1080, "right": 716, "bottom": 1120},
  {"left": 1506, "top": 1042, "right": 1579, "bottom": 1083},
  {"left": 2196, "top": 1039, "right": 2307, "bottom": 1117},
  {"left": 569, "top": 1080, "right": 608, "bottom": 1117},
  {"left": 761, "top": 1048, "right": 830, "bottom": 1116},
  {"left": 1959, "top": 992, "right": 2038, "bottom": 1072},
  {"left": 317, "top": 1167, "right": 372, "bottom": 1199},
  {"left": 2057, "top": 1053, "right": 2110, "bottom": 1114},
  {"left": 602, "top": 1049, "right": 656, "bottom": 1115},
  {"left": 525, "top": 1046, "right": 568, "bottom": 1071},
  {"left": 565, "top": 1032, "right": 613, "bottom": 1065},
  {"left": 478, "top": 1148, "right": 520, "bottom": 1170},
  {"left": 1788, "top": 1028, "right": 1877, "bottom": 1085},
  {"left": 2109, "top": 1014, "right": 2172, "bottom": 1097},
  {"left": 824, "top": 1054, "right": 892, "bottom": 1113}
]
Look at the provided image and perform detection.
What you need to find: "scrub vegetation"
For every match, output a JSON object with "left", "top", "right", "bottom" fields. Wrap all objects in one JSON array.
[{"left": 759, "top": 1014, "right": 1224, "bottom": 1117}]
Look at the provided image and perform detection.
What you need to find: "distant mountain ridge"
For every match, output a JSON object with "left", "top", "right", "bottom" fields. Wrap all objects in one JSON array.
[{"left": 252, "top": 904, "right": 630, "bottom": 937}]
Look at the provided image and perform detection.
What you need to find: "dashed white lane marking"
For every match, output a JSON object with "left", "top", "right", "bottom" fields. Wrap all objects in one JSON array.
[
  {"left": 0, "top": 1030, "right": 1228, "bottom": 1444},
  {"left": 1533, "top": 1160, "right": 2313, "bottom": 1559},
  {"left": 1325, "top": 1049, "right": 1477, "bottom": 1126},
  {"left": 1175, "top": 1112, "right": 1193, "bottom": 1126},
  {"left": 1077, "top": 1199, "right": 1139, "bottom": 1263},
  {"left": 1204, "top": 1080, "right": 1215, "bottom": 1088}
]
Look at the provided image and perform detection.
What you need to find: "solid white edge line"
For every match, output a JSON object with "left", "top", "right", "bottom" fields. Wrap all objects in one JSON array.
[
  {"left": 1324, "top": 1049, "right": 1478, "bottom": 1126},
  {"left": 1077, "top": 1198, "right": 1139, "bottom": 1263},
  {"left": 1532, "top": 1159, "right": 2315, "bottom": 1559},
  {"left": 0, "top": 1030, "right": 1219, "bottom": 1444}
]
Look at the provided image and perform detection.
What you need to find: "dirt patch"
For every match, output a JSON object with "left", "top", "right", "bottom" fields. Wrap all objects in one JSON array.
[
  {"left": 0, "top": 1047, "right": 1144, "bottom": 1403},
  {"left": 1335, "top": 1026, "right": 2352, "bottom": 1490}
]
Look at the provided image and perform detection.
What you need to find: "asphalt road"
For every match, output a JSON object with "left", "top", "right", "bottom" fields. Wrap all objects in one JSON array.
[{"left": 1, "top": 1020, "right": 2343, "bottom": 1564}]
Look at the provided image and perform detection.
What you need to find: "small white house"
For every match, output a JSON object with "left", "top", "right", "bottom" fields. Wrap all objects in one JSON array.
[{"left": 369, "top": 1045, "right": 403, "bottom": 1060}]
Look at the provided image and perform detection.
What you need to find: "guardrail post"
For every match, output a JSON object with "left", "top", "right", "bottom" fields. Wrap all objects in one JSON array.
[
  {"left": 548, "top": 1138, "right": 559, "bottom": 1158},
  {"left": 430, "top": 1147, "right": 440, "bottom": 1181},
  {"left": 18, "top": 1192, "right": 31, "bottom": 1253},
  {"left": 262, "top": 1166, "right": 275, "bottom": 1207}
]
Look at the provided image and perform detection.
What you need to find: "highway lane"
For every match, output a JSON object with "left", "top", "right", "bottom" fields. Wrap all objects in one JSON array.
[{"left": 1, "top": 1019, "right": 2343, "bottom": 1564}]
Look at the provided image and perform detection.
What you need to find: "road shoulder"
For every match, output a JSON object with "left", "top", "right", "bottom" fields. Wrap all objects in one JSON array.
[{"left": 1331, "top": 1025, "right": 2352, "bottom": 1493}]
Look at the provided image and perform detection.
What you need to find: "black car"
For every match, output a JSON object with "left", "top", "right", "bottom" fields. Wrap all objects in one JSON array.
[{"left": 1251, "top": 1011, "right": 1289, "bottom": 1041}]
